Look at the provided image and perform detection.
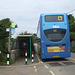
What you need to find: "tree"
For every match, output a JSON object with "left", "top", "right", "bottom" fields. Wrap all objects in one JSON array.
[
  {"left": 0, "top": 18, "right": 12, "bottom": 63},
  {"left": 68, "top": 14, "right": 75, "bottom": 32},
  {"left": 68, "top": 14, "right": 75, "bottom": 41},
  {"left": 0, "top": 18, "right": 11, "bottom": 38},
  {"left": 0, "top": 18, "right": 11, "bottom": 52},
  {"left": 32, "top": 33, "right": 37, "bottom": 43},
  {"left": 19, "top": 31, "right": 31, "bottom": 35}
]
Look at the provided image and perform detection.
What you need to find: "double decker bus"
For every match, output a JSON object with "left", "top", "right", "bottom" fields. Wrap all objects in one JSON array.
[{"left": 37, "top": 13, "right": 71, "bottom": 59}]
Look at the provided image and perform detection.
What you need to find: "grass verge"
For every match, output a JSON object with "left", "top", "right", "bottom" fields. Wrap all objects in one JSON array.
[{"left": 0, "top": 53, "right": 15, "bottom": 66}]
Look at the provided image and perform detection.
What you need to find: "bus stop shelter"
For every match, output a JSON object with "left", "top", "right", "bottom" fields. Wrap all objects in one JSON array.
[{"left": 17, "top": 35, "right": 32, "bottom": 60}]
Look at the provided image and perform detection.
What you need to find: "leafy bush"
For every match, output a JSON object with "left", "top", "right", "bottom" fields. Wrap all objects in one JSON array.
[
  {"left": 71, "top": 47, "right": 75, "bottom": 53},
  {"left": 0, "top": 52, "right": 15, "bottom": 65},
  {"left": 70, "top": 32, "right": 75, "bottom": 41}
]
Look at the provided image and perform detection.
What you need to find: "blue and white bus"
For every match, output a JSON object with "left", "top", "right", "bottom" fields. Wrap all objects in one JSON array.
[{"left": 37, "top": 13, "right": 71, "bottom": 59}]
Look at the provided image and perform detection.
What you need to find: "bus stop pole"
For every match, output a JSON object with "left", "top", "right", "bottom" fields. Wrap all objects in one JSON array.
[
  {"left": 30, "top": 37, "right": 32, "bottom": 60},
  {"left": 7, "top": 25, "right": 11, "bottom": 65}
]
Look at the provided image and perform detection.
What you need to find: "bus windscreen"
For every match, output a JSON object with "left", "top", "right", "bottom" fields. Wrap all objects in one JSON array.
[{"left": 45, "top": 15, "right": 64, "bottom": 22}]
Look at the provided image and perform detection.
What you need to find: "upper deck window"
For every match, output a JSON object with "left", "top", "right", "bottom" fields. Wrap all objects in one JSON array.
[{"left": 45, "top": 15, "right": 64, "bottom": 22}]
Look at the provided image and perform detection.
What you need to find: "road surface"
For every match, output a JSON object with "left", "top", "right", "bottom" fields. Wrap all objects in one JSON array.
[
  {"left": 40, "top": 53, "right": 75, "bottom": 75},
  {"left": 0, "top": 53, "right": 75, "bottom": 75}
]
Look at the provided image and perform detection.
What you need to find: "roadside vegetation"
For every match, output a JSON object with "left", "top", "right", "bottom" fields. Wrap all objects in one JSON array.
[
  {"left": 71, "top": 47, "right": 75, "bottom": 53},
  {"left": 0, "top": 18, "right": 15, "bottom": 65},
  {"left": 68, "top": 14, "right": 75, "bottom": 53},
  {"left": 0, "top": 53, "right": 15, "bottom": 66}
]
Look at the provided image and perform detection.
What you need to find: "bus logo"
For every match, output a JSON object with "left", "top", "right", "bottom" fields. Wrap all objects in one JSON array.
[{"left": 53, "top": 25, "right": 59, "bottom": 28}]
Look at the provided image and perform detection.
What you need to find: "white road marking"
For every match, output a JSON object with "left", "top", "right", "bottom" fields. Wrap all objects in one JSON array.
[
  {"left": 40, "top": 61, "right": 43, "bottom": 64},
  {"left": 59, "top": 62, "right": 67, "bottom": 66},
  {"left": 50, "top": 71, "right": 55, "bottom": 75},
  {"left": 36, "top": 54, "right": 44, "bottom": 64},
  {"left": 34, "top": 66, "right": 37, "bottom": 72},
  {"left": 69, "top": 58, "right": 75, "bottom": 61},
  {"left": 35, "top": 69, "right": 37, "bottom": 72},
  {"left": 34, "top": 66, "right": 36, "bottom": 68},
  {"left": 36, "top": 54, "right": 56, "bottom": 75},
  {"left": 44, "top": 65, "right": 49, "bottom": 69}
]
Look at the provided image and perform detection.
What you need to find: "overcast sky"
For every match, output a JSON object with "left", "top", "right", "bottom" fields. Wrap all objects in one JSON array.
[{"left": 0, "top": 0, "right": 75, "bottom": 38}]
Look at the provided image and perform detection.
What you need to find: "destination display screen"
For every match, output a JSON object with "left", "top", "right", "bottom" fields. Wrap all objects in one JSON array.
[{"left": 45, "top": 15, "right": 64, "bottom": 22}]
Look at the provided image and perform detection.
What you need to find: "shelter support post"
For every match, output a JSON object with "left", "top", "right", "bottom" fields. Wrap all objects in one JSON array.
[{"left": 30, "top": 37, "right": 32, "bottom": 60}]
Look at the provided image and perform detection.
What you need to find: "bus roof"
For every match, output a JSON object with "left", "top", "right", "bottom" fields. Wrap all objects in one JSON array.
[{"left": 41, "top": 13, "right": 67, "bottom": 16}]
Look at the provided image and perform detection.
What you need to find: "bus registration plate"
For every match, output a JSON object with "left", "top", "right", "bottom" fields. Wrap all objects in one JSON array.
[{"left": 53, "top": 55, "right": 60, "bottom": 57}]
